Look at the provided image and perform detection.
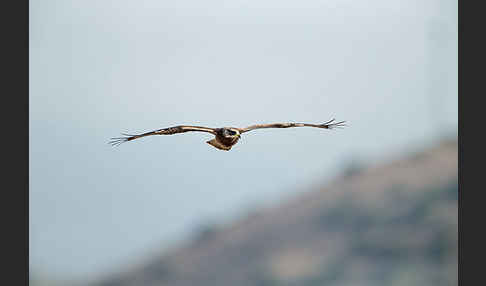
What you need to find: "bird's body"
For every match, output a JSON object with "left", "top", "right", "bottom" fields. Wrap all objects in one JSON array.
[
  {"left": 206, "top": 128, "right": 242, "bottom": 150},
  {"left": 109, "top": 119, "right": 345, "bottom": 151}
]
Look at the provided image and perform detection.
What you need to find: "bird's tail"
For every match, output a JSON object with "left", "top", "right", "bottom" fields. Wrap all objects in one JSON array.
[{"left": 206, "top": 139, "right": 232, "bottom": 151}]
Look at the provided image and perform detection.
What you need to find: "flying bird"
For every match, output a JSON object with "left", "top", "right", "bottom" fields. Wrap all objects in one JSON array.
[{"left": 109, "top": 119, "right": 346, "bottom": 151}]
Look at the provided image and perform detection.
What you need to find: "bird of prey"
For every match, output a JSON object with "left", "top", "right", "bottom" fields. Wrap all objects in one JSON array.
[{"left": 109, "top": 119, "right": 346, "bottom": 151}]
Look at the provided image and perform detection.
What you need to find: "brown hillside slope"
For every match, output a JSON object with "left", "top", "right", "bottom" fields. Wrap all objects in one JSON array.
[{"left": 95, "top": 139, "right": 457, "bottom": 286}]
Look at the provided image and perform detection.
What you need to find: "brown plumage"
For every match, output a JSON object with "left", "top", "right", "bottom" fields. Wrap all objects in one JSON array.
[{"left": 109, "top": 119, "right": 346, "bottom": 151}]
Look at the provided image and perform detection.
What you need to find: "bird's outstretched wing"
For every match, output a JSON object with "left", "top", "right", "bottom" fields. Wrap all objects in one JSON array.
[
  {"left": 109, "top": 125, "right": 217, "bottom": 146},
  {"left": 237, "top": 118, "right": 346, "bottom": 134}
]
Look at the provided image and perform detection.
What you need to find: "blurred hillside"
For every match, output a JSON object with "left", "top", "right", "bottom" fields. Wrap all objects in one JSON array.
[{"left": 92, "top": 139, "right": 457, "bottom": 286}]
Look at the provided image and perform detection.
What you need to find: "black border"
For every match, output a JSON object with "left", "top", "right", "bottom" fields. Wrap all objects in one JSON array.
[
  {"left": 458, "top": 0, "right": 474, "bottom": 285},
  {"left": 3, "top": 0, "right": 28, "bottom": 284}
]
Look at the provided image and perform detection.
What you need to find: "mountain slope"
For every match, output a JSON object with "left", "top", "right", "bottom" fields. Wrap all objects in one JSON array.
[{"left": 94, "top": 139, "right": 458, "bottom": 286}]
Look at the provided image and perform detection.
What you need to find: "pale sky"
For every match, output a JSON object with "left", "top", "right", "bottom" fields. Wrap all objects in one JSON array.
[{"left": 29, "top": 0, "right": 457, "bottom": 280}]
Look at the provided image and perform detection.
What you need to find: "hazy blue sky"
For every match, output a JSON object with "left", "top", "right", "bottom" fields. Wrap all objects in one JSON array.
[{"left": 29, "top": 0, "right": 457, "bottom": 280}]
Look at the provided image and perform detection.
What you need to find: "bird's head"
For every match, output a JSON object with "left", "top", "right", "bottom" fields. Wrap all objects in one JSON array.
[{"left": 221, "top": 128, "right": 241, "bottom": 139}]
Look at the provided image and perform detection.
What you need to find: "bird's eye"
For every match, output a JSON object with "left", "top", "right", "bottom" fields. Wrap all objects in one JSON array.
[{"left": 228, "top": 130, "right": 236, "bottom": 135}]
